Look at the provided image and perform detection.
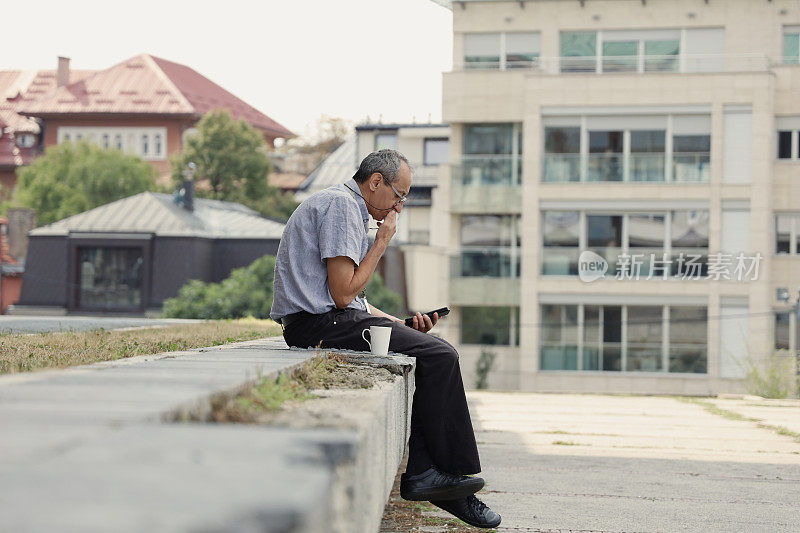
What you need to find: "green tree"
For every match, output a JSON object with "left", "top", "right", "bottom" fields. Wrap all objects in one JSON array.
[
  {"left": 14, "top": 142, "right": 157, "bottom": 225},
  {"left": 172, "top": 109, "right": 298, "bottom": 220},
  {"left": 366, "top": 272, "right": 404, "bottom": 317},
  {"left": 163, "top": 255, "right": 276, "bottom": 319}
]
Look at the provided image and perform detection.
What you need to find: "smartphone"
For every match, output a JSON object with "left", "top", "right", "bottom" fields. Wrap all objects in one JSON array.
[{"left": 404, "top": 307, "right": 450, "bottom": 328}]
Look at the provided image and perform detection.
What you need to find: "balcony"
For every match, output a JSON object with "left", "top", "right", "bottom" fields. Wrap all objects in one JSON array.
[
  {"left": 451, "top": 156, "right": 522, "bottom": 214},
  {"left": 449, "top": 247, "right": 521, "bottom": 306},
  {"left": 542, "top": 152, "right": 710, "bottom": 183}
]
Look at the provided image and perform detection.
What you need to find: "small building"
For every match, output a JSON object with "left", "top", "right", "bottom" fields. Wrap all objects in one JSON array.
[{"left": 15, "top": 190, "right": 284, "bottom": 315}]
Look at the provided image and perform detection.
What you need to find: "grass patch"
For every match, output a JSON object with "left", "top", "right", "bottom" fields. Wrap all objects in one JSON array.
[
  {"left": 679, "top": 397, "right": 800, "bottom": 444},
  {"left": 0, "top": 319, "right": 281, "bottom": 375},
  {"left": 208, "top": 353, "right": 348, "bottom": 423}
]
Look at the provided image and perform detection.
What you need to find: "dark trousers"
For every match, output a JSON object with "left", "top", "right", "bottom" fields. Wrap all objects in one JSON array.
[{"left": 282, "top": 308, "right": 481, "bottom": 476}]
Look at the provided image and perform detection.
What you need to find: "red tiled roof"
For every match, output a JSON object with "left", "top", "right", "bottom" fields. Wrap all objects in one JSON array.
[{"left": 17, "top": 54, "right": 294, "bottom": 138}]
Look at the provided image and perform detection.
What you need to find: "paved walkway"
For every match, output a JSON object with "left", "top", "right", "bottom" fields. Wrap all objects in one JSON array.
[
  {"left": 0, "top": 315, "right": 199, "bottom": 334},
  {"left": 464, "top": 392, "right": 800, "bottom": 533}
]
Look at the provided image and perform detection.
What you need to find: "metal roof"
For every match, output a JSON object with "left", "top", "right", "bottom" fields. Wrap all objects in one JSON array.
[
  {"left": 295, "top": 135, "right": 358, "bottom": 201},
  {"left": 30, "top": 191, "right": 285, "bottom": 239}
]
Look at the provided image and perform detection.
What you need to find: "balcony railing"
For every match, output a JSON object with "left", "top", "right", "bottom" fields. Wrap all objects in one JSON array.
[
  {"left": 451, "top": 247, "right": 521, "bottom": 278},
  {"left": 456, "top": 53, "right": 771, "bottom": 74},
  {"left": 543, "top": 152, "right": 709, "bottom": 183},
  {"left": 453, "top": 155, "right": 522, "bottom": 186}
]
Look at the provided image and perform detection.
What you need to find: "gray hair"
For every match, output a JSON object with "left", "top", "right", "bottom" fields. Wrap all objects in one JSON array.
[{"left": 353, "top": 149, "right": 410, "bottom": 184}]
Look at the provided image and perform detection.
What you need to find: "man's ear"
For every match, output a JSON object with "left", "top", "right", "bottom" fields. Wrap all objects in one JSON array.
[{"left": 369, "top": 172, "right": 382, "bottom": 191}]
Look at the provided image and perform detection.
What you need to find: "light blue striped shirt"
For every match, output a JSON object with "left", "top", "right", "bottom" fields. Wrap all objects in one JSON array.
[{"left": 270, "top": 179, "right": 370, "bottom": 321}]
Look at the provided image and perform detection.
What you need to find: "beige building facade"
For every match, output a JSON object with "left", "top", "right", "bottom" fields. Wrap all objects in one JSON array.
[{"left": 429, "top": 0, "right": 800, "bottom": 394}]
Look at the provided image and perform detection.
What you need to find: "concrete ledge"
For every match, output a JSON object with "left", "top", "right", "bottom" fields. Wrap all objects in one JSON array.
[{"left": 0, "top": 338, "right": 415, "bottom": 533}]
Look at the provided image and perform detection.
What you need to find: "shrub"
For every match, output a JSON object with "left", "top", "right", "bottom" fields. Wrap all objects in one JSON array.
[{"left": 475, "top": 349, "right": 496, "bottom": 390}]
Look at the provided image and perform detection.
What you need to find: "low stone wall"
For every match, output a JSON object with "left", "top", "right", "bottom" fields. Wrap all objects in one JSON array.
[{"left": 0, "top": 338, "right": 415, "bottom": 533}]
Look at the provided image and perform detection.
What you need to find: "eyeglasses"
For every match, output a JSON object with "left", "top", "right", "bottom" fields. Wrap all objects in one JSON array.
[{"left": 380, "top": 174, "right": 407, "bottom": 207}]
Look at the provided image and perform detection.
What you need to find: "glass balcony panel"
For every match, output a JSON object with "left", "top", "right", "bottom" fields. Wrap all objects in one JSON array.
[
  {"left": 629, "top": 153, "right": 665, "bottom": 182},
  {"left": 587, "top": 153, "right": 623, "bottom": 181},
  {"left": 602, "top": 40, "right": 638, "bottom": 72},
  {"left": 541, "top": 248, "right": 579, "bottom": 275},
  {"left": 672, "top": 153, "right": 710, "bottom": 182},
  {"left": 543, "top": 153, "right": 581, "bottom": 182},
  {"left": 627, "top": 345, "right": 663, "bottom": 371},
  {"left": 455, "top": 155, "right": 521, "bottom": 186}
]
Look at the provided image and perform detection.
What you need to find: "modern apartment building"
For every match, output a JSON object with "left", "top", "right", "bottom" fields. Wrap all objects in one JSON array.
[{"left": 431, "top": 0, "right": 800, "bottom": 394}]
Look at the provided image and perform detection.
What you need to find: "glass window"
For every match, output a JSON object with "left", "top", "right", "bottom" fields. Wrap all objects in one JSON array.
[
  {"left": 784, "top": 31, "right": 800, "bottom": 64},
  {"left": 543, "top": 126, "right": 580, "bottom": 182},
  {"left": 673, "top": 134, "right": 711, "bottom": 182},
  {"left": 628, "top": 214, "right": 666, "bottom": 275},
  {"left": 506, "top": 32, "right": 540, "bottom": 68},
  {"left": 669, "top": 306, "right": 707, "bottom": 373},
  {"left": 374, "top": 133, "right": 397, "bottom": 150},
  {"left": 776, "top": 214, "right": 792, "bottom": 254},
  {"left": 141, "top": 134, "right": 149, "bottom": 155},
  {"left": 627, "top": 306, "right": 663, "bottom": 371},
  {"left": 602, "top": 40, "right": 638, "bottom": 72},
  {"left": 542, "top": 211, "right": 580, "bottom": 275},
  {"left": 78, "top": 247, "right": 143, "bottom": 309},
  {"left": 461, "top": 306, "right": 517, "bottom": 345},
  {"left": 464, "top": 33, "right": 501, "bottom": 69},
  {"left": 672, "top": 210, "right": 709, "bottom": 277},
  {"left": 464, "top": 124, "right": 513, "bottom": 155},
  {"left": 673, "top": 135, "right": 711, "bottom": 153},
  {"left": 778, "top": 131, "right": 793, "bottom": 159},
  {"left": 587, "top": 215, "right": 623, "bottom": 270},
  {"left": 583, "top": 305, "right": 601, "bottom": 370},
  {"left": 644, "top": 39, "right": 680, "bottom": 72},
  {"left": 588, "top": 131, "right": 623, "bottom": 182},
  {"left": 102, "top": 133, "right": 110, "bottom": 149},
  {"left": 602, "top": 306, "right": 623, "bottom": 371},
  {"left": 560, "top": 31, "right": 596, "bottom": 72},
  {"left": 63, "top": 133, "right": 71, "bottom": 142},
  {"left": 540, "top": 304, "right": 579, "bottom": 369},
  {"left": 155, "top": 134, "right": 163, "bottom": 156},
  {"left": 775, "top": 312, "right": 792, "bottom": 350},
  {"left": 424, "top": 138, "right": 449, "bottom": 166},
  {"left": 115, "top": 134, "right": 123, "bottom": 150},
  {"left": 461, "top": 215, "right": 518, "bottom": 247},
  {"left": 630, "top": 130, "right": 666, "bottom": 182}
]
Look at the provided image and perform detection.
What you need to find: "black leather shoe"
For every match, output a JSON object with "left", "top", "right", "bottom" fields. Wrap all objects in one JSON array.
[
  {"left": 399, "top": 466, "right": 484, "bottom": 501},
  {"left": 430, "top": 494, "right": 501, "bottom": 528}
]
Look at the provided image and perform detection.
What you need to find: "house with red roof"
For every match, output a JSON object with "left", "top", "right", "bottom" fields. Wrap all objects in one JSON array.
[{"left": 1, "top": 54, "right": 293, "bottom": 189}]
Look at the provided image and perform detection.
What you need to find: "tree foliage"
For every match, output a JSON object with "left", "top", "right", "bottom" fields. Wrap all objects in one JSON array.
[
  {"left": 162, "top": 255, "right": 276, "bottom": 319},
  {"left": 14, "top": 142, "right": 157, "bottom": 225},
  {"left": 171, "top": 109, "right": 298, "bottom": 220},
  {"left": 366, "top": 272, "right": 404, "bottom": 317}
]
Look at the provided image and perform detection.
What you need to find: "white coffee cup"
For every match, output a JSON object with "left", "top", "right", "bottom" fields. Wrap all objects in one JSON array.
[{"left": 361, "top": 325, "right": 392, "bottom": 357}]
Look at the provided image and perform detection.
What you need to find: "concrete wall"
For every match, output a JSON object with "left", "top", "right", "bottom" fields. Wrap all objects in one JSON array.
[{"left": 17, "top": 236, "right": 69, "bottom": 306}]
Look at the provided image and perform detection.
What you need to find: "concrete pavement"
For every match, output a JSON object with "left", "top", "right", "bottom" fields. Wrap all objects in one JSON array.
[{"left": 463, "top": 392, "right": 800, "bottom": 533}]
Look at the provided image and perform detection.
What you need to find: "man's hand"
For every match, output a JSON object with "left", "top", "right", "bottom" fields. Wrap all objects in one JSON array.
[
  {"left": 376, "top": 210, "right": 397, "bottom": 244},
  {"left": 411, "top": 311, "right": 438, "bottom": 333}
]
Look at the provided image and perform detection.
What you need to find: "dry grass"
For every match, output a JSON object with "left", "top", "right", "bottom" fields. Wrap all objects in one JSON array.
[{"left": 0, "top": 319, "right": 281, "bottom": 375}]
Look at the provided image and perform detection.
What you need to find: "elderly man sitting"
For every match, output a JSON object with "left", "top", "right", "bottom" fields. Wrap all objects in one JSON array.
[{"left": 270, "top": 149, "right": 500, "bottom": 529}]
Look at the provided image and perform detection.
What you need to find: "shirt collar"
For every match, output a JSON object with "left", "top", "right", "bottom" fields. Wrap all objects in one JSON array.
[{"left": 342, "top": 178, "right": 370, "bottom": 225}]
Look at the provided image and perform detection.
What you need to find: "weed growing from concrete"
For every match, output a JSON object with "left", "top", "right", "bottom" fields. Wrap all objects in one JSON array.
[{"left": 678, "top": 397, "right": 800, "bottom": 444}]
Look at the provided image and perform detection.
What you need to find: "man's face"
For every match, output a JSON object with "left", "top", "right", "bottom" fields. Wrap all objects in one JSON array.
[{"left": 370, "top": 162, "right": 412, "bottom": 221}]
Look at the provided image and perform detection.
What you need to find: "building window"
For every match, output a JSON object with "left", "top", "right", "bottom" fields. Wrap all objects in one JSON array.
[
  {"left": 543, "top": 127, "right": 580, "bottom": 182},
  {"left": 543, "top": 115, "right": 710, "bottom": 183},
  {"left": 154, "top": 134, "right": 163, "bottom": 156},
  {"left": 540, "top": 303, "right": 707, "bottom": 373},
  {"left": 777, "top": 129, "right": 800, "bottom": 160},
  {"left": 541, "top": 210, "right": 708, "bottom": 278},
  {"left": 63, "top": 133, "right": 71, "bottom": 142},
  {"left": 102, "top": 134, "right": 110, "bottom": 149},
  {"left": 560, "top": 31, "right": 597, "bottom": 72},
  {"left": 460, "top": 306, "right": 519, "bottom": 346},
  {"left": 16, "top": 133, "right": 36, "bottom": 148},
  {"left": 78, "top": 247, "right": 143, "bottom": 309},
  {"left": 460, "top": 123, "right": 522, "bottom": 186},
  {"left": 457, "top": 215, "right": 520, "bottom": 278},
  {"left": 541, "top": 211, "right": 580, "bottom": 275},
  {"left": 463, "top": 32, "right": 540, "bottom": 70},
  {"left": 784, "top": 26, "right": 800, "bottom": 64},
  {"left": 115, "top": 134, "right": 123, "bottom": 150},
  {"left": 141, "top": 134, "right": 149, "bottom": 155},
  {"left": 374, "top": 133, "right": 397, "bottom": 150},
  {"left": 775, "top": 213, "right": 800, "bottom": 255},
  {"left": 775, "top": 311, "right": 799, "bottom": 351},
  {"left": 423, "top": 138, "right": 449, "bottom": 166}
]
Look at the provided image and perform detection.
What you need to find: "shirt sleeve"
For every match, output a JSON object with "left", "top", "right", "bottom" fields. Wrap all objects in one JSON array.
[{"left": 318, "top": 195, "right": 365, "bottom": 266}]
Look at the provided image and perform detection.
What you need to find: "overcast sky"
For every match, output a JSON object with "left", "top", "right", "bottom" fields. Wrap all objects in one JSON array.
[{"left": 4, "top": 0, "right": 453, "bottom": 138}]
